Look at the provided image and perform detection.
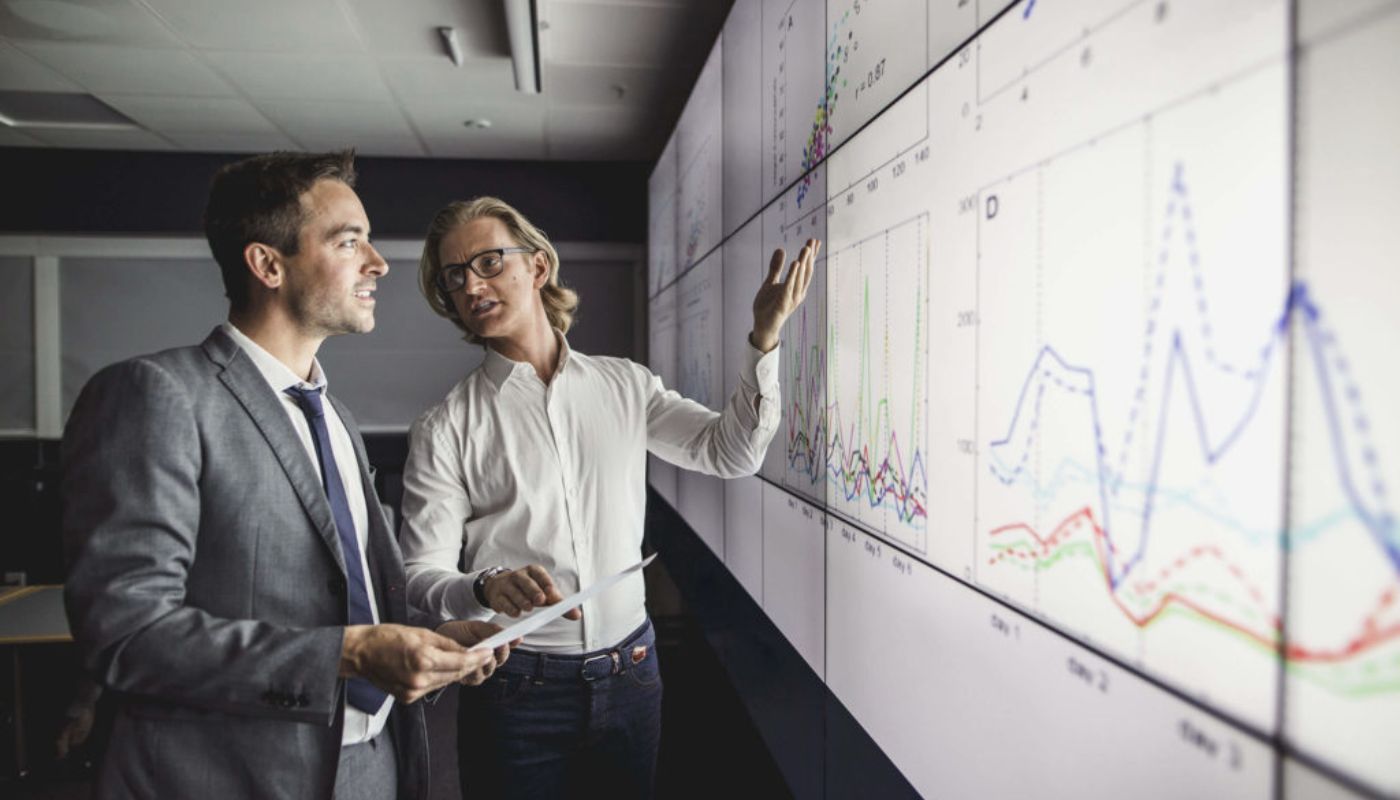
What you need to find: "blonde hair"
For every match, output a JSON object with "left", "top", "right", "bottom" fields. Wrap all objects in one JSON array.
[{"left": 418, "top": 196, "right": 579, "bottom": 344}]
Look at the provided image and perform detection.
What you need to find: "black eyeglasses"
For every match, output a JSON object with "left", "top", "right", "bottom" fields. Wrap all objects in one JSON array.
[{"left": 436, "top": 247, "right": 534, "bottom": 292}]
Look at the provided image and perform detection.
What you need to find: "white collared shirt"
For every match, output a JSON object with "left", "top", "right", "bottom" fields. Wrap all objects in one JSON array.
[
  {"left": 220, "top": 322, "right": 391, "bottom": 745},
  {"left": 399, "top": 332, "right": 780, "bottom": 654}
]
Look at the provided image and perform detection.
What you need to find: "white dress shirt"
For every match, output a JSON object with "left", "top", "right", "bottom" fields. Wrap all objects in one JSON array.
[
  {"left": 400, "top": 332, "right": 780, "bottom": 654},
  {"left": 220, "top": 322, "right": 391, "bottom": 745}
]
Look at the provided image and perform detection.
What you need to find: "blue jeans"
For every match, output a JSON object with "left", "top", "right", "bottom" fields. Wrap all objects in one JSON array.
[{"left": 457, "top": 619, "right": 663, "bottom": 800}]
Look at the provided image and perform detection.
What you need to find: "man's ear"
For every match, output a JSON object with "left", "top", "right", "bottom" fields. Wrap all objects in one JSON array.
[
  {"left": 531, "top": 251, "right": 550, "bottom": 290},
  {"left": 244, "top": 242, "right": 284, "bottom": 291}
]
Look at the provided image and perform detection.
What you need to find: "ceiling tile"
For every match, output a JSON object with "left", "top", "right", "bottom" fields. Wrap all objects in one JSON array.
[
  {"left": 0, "top": 39, "right": 79, "bottom": 91},
  {"left": 0, "top": 0, "right": 181, "bottom": 46},
  {"left": 25, "top": 126, "right": 173, "bottom": 150},
  {"left": 378, "top": 56, "right": 517, "bottom": 99},
  {"left": 345, "top": 0, "right": 509, "bottom": 59},
  {"left": 423, "top": 129, "right": 546, "bottom": 160},
  {"left": 295, "top": 133, "right": 425, "bottom": 158},
  {"left": 138, "top": 0, "right": 360, "bottom": 53},
  {"left": 255, "top": 98, "right": 416, "bottom": 142},
  {"left": 15, "top": 41, "right": 235, "bottom": 95},
  {"left": 546, "top": 0, "right": 688, "bottom": 5},
  {"left": 166, "top": 130, "right": 300, "bottom": 153},
  {"left": 543, "top": 63, "right": 665, "bottom": 106},
  {"left": 410, "top": 100, "right": 546, "bottom": 159},
  {"left": 99, "top": 95, "right": 277, "bottom": 133},
  {"left": 546, "top": 104, "right": 654, "bottom": 160},
  {"left": 203, "top": 52, "right": 391, "bottom": 102},
  {"left": 399, "top": 92, "right": 544, "bottom": 128},
  {"left": 541, "top": 2, "right": 690, "bottom": 66}
]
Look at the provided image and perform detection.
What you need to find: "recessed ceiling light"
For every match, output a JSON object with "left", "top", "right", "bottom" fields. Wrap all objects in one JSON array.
[{"left": 463, "top": 119, "right": 493, "bottom": 129}]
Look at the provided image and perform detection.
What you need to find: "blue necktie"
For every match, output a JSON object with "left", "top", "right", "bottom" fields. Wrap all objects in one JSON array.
[{"left": 285, "top": 386, "right": 389, "bottom": 714}]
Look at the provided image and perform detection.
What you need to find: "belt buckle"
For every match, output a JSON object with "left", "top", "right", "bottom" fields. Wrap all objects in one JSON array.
[{"left": 581, "top": 652, "right": 617, "bottom": 681}]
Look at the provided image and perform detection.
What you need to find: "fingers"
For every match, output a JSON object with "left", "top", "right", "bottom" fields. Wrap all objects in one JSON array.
[
  {"left": 490, "top": 572, "right": 542, "bottom": 617},
  {"left": 457, "top": 648, "right": 498, "bottom": 687},
  {"left": 767, "top": 247, "right": 787, "bottom": 284},
  {"left": 435, "top": 619, "right": 503, "bottom": 649},
  {"left": 524, "top": 564, "right": 557, "bottom": 603},
  {"left": 785, "top": 239, "right": 818, "bottom": 307}
]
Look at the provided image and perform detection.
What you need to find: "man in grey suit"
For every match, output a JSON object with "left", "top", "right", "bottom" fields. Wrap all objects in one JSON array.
[{"left": 62, "top": 150, "right": 508, "bottom": 799}]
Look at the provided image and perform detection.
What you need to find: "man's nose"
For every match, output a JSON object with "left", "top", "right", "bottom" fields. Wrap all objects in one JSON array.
[
  {"left": 463, "top": 267, "right": 489, "bottom": 294},
  {"left": 365, "top": 242, "right": 389, "bottom": 275}
]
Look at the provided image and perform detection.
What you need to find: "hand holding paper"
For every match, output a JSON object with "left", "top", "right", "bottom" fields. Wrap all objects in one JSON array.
[
  {"left": 473, "top": 554, "right": 658, "bottom": 652},
  {"left": 481, "top": 563, "right": 582, "bottom": 620}
]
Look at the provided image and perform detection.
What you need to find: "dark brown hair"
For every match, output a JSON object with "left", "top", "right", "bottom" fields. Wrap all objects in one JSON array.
[{"left": 203, "top": 150, "right": 357, "bottom": 310}]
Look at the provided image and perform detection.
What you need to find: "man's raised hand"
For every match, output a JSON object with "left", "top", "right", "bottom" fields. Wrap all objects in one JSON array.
[{"left": 750, "top": 238, "right": 820, "bottom": 353}]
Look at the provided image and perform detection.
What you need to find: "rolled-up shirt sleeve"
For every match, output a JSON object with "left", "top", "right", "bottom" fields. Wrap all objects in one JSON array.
[
  {"left": 399, "top": 410, "right": 491, "bottom": 622},
  {"left": 644, "top": 342, "right": 781, "bottom": 477}
]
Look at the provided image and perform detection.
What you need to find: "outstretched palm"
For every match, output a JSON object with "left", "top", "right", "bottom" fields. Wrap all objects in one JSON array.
[{"left": 751, "top": 239, "right": 820, "bottom": 352}]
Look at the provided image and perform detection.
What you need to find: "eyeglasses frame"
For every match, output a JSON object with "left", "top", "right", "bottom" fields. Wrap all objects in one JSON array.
[{"left": 436, "top": 246, "right": 536, "bottom": 293}]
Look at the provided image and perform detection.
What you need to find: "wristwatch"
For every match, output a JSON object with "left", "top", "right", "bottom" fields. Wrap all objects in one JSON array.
[{"left": 473, "top": 566, "right": 509, "bottom": 607}]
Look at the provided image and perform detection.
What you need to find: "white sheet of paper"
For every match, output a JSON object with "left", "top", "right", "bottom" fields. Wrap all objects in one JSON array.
[{"left": 472, "top": 553, "right": 658, "bottom": 651}]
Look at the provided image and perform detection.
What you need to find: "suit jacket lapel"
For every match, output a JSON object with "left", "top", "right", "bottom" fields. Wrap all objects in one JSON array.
[{"left": 202, "top": 328, "right": 348, "bottom": 576}]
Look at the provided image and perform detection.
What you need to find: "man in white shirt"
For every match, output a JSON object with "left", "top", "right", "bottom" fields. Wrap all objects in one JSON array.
[
  {"left": 399, "top": 195, "right": 817, "bottom": 799},
  {"left": 63, "top": 151, "right": 512, "bottom": 800}
]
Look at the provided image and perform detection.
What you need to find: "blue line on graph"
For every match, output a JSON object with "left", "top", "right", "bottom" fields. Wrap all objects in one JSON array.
[
  {"left": 987, "top": 163, "right": 1397, "bottom": 587},
  {"left": 1023, "top": 0, "right": 1038, "bottom": 20}
]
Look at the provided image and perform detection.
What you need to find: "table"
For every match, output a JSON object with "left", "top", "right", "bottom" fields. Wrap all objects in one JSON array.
[{"left": 0, "top": 585, "right": 70, "bottom": 778}]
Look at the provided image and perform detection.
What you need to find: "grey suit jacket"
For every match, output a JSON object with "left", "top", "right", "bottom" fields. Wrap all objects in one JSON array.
[{"left": 62, "top": 327, "right": 431, "bottom": 800}]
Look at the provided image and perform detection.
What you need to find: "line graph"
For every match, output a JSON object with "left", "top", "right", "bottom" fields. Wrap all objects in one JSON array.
[
  {"left": 1284, "top": 5, "right": 1400, "bottom": 792},
  {"left": 975, "top": 67, "right": 1289, "bottom": 727},
  {"left": 827, "top": 213, "right": 929, "bottom": 554},
  {"left": 762, "top": 163, "right": 828, "bottom": 502}
]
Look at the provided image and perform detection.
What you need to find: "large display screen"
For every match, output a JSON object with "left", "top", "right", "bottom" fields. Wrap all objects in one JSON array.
[{"left": 647, "top": 0, "right": 1400, "bottom": 796}]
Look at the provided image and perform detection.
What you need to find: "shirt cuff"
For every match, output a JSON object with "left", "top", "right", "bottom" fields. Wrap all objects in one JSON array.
[
  {"left": 451, "top": 570, "right": 496, "bottom": 620},
  {"left": 741, "top": 341, "right": 780, "bottom": 396}
]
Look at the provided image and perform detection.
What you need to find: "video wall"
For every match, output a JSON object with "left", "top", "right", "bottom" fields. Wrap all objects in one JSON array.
[{"left": 647, "top": 1, "right": 1400, "bottom": 796}]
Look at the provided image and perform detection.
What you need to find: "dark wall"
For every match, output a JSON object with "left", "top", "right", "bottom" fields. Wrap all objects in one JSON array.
[
  {"left": 0, "top": 147, "right": 647, "bottom": 242},
  {"left": 647, "top": 490, "right": 922, "bottom": 800}
]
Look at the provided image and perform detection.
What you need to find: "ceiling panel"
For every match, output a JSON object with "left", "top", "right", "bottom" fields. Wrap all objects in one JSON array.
[
  {"left": 345, "top": 0, "right": 509, "bottom": 59},
  {"left": 542, "top": 63, "right": 666, "bottom": 107},
  {"left": 399, "top": 90, "right": 545, "bottom": 127},
  {"left": 165, "top": 130, "right": 300, "bottom": 154},
  {"left": 204, "top": 51, "right": 392, "bottom": 102},
  {"left": 255, "top": 97, "right": 416, "bottom": 141},
  {"left": 423, "top": 128, "right": 546, "bottom": 160},
  {"left": 0, "top": 0, "right": 181, "bottom": 46},
  {"left": 99, "top": 95, "right": 278, "bottom": 133},
  {"left": 0, "top": 0, "right": 730, "bottom": 160},
  {"left": 542, "top": 2, "right": 690, "bottom": 66},
  {"left": 25, "top": 126, "right": 173, "bottom": 149},
  {"left": 138, "top": 0, "right": 361, "bottom": 53},
  {"left": 294, "top": 132, "right": 425, "bottom": 158},
  {"left": 378, "top": 55, "right": 518, "bottom": 99},
  {"left": 16, "top": 41, "right": 235, "bottom": 95},
  {"left": 408, "top": 98, "right": 547, "bottom": 159},
  {"left": 0, "top": 39, "right": 79, "bottom": 91},
  {"left": 547, "top": 0, "right": 689, "bottom": 5},
  {"left": 546, "top": 104, "right": 656, "bottom": 160}
]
